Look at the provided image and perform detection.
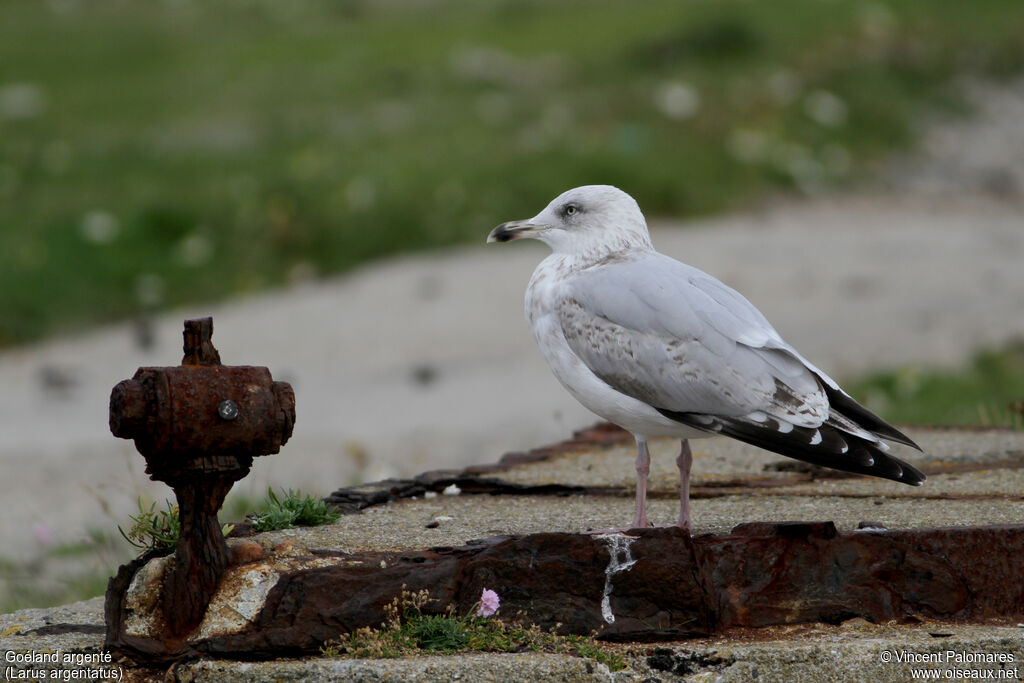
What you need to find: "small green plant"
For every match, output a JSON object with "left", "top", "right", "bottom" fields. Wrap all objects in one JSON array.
[
  {"left": 407, "top": 614, "right": 470, "bottom": 652},
  {"left": 319, "top": 587, "right": 626, "bottom": 671},
  {"left": 249, "top": 488, "right": 341, "bottom": 532},
  {"left": 117, "top": 498, "right": 234, "bottom": 553},
  {"left": 118, "top": 499, "right": 181, "bottom": 552}
]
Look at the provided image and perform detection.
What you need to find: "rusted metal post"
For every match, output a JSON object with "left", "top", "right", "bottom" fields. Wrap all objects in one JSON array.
[{"left": 108, "top": 317, "right": 295, "bottom": 639}]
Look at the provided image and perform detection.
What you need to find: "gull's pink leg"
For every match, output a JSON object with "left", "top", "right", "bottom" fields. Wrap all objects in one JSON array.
[
  {"left": 632, "top": 437, "right": 652, "bottom": 528},
  {"left": 584, "top": 436, "right": 654, "bottom": 535},
  {"left": 676, "top": 439, "right": 693, "bottom": 531}
]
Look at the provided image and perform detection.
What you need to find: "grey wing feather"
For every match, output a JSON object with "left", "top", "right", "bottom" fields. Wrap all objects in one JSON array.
[
  {"left": 558, "top": 253, "right": 828, "bottom": 427},
  {"left": 556, "top": 252, "right": 924, "bottom": 486}
]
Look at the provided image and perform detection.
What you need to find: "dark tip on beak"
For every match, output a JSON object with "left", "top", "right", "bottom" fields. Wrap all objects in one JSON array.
[
  {"left": 488, "top": 222, "right": 517, "bottom": 243},
  {"left": 487, "top": 220, "right": 539, "bottom": 244}
]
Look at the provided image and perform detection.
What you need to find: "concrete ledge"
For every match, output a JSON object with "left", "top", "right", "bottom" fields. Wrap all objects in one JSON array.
[
  {"left": 4, "top": 599, "right": 1024, "bottom": 682},
  {"left": 4, "top": 424, "right": 1024, "bottom": 681},
  {"left": 175, "top": 653, "right": 617, "bottom": 683}
]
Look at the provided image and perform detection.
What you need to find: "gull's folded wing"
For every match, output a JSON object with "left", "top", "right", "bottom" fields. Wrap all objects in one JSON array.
[{"left": 557, "top": 253, "right": 923, "bottom": 485}]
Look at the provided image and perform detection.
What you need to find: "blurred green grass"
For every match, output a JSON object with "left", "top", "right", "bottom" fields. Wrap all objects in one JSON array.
[
  {"left": 847, "top": 345, "right": 1024, "bottom": 430},
  {"left": 0, "top": 528, "right": 119, "bottom": 613},
  {"left": 1, "top": 0, "right": 1023, "bottom": 346}
]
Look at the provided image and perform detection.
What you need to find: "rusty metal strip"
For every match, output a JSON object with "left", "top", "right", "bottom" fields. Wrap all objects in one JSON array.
[{"left": 116, "top": 522, "right": 1024, "bottom": 661}]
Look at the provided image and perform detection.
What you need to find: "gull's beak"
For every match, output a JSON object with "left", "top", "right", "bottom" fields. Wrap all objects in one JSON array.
[{"left": 487, "top": 220, "right": 544, "bottom": 243}]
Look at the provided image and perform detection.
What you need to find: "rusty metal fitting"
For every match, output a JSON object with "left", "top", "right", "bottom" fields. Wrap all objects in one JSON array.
[
  {"left": 107, "top": 317, "right": 296, "bottom": 639},
  {"left": 110, "top": 319, "right": 294, "bottom": 479}
]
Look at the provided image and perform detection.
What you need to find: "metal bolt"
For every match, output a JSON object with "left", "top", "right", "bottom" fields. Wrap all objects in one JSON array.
[{"left": 217, "top": 399, "right": 239, "bottom": 421}]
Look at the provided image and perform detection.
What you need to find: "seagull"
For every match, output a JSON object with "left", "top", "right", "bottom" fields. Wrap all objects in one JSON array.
[{"left": 487, "top": 185, "right": 924, "bottom": 532}]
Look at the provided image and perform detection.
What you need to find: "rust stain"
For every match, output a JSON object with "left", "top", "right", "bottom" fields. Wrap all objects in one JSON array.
[{"left": 124, "top": 523, "right": 1024, "bottom": 661}]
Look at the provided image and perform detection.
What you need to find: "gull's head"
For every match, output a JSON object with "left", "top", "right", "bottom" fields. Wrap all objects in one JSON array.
[{"left": 487, "top": 185, "right": 653, "bottom": 257}]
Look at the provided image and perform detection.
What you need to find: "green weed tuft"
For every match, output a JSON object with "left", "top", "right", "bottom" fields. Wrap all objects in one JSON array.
[
  {"left": 320, "top": 587, "right": 626, "bottom": 671},
  {"left": 118, "top": 499, "right": 181, "bottom": 553},
  {"left": 118, "top": 498, "right": 236, "bottom": 554},
  {"left": 408, "top": 613, "right": 470, "bottom": 652},
  {"left": 249, "top": 488, "right": 342, "bottom": 532},
  {"left": 116, "top": 488, "right": 338, "bottom": 555}
]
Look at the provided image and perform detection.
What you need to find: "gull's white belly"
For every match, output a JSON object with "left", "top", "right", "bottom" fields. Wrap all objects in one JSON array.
[{"left": 526, "top": 260, "right": 707, "bottom": 441}]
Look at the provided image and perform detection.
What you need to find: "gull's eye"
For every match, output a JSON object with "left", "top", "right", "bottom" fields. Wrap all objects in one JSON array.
[{"left": 564, "top": 204, "right": 578, "bottom": 217}]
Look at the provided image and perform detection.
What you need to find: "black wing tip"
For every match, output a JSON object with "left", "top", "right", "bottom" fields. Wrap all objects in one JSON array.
[
  {"left": 657, "top": 407, "right": 927, "bottom": 486},
  {"left": 896, "top": 461, "right": 927, "bottom": 486},
  {"left": 819, "top": 381, "right": 923, "bottom": 451},
  {"left": 877, "top": 425, "right": 922, "bottom": 452}
]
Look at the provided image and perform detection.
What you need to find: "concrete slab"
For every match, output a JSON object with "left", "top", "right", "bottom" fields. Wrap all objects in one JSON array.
[
  {"left": 5, "top": 599, "right": 1024, "bottom": 682},
  {"left": 6, "top": 424, "right": 1024, "bottom": 681},
  {"left": 310, "top": 424, "right": 1024, "bottom": 541}
]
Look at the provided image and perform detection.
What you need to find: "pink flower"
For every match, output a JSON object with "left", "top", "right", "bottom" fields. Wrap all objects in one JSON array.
[
  {"left": 477, "top": 588, "right": 500, "bottom": 617},
  {"left": 32, "top": 523, "right": 56, "bottom": 548}
]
